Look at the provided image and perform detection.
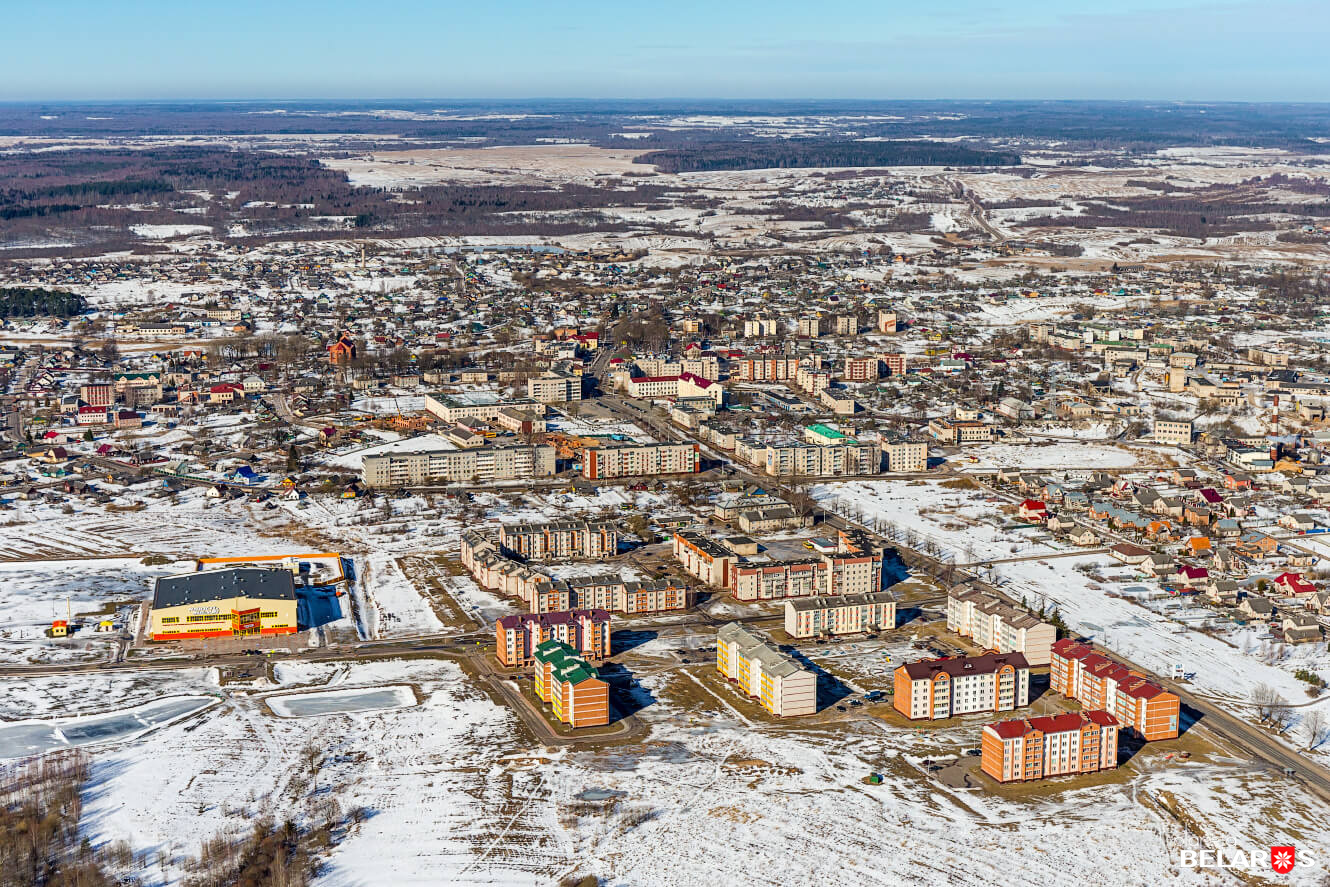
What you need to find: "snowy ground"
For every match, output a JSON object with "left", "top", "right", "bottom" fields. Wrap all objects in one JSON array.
[{"left": 10, "top": 655, "right": 1320, "bottom": 886}]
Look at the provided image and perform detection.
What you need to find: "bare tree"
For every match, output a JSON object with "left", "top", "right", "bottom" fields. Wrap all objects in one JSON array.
[{"left": 1303, "top": 708, "right": 1329, "bottom": 751}]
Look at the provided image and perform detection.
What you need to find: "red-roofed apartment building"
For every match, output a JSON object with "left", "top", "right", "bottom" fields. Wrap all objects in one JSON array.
[
  {"left": 495, "top": 608, "right": 610, "bottom": 668},
  {"left": 981, "top": 710, "right": 1119, "bottom": 782},
  {"left": 1050, "top": 639, "right": 1180, "bottom": 740}
]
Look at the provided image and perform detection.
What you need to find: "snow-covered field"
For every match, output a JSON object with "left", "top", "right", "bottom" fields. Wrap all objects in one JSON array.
[
  {"left": 956, "top": 441, "right": 1140, "bottom": 470},
  {"left": 22, "top": 656, "right": 1325, "bottom": 886}
]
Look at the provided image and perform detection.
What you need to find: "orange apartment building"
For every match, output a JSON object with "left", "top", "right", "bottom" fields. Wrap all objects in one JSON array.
[
  {"left": 580, "top": 442, "right": 700, "bottom": 479},
  {"left": 1050, "top": 639, "right": 1180, "bottom": 740},
  {"left": 495, "top": 608, "right": 610, "bottom": 668},
  {"left": 533, "top": 640, "right": 610, "bottom": 728},
  {"left": 981, "top": 710, "right": 1120, "bottom": 782},
  {"left": 893, "top": 653, "right": 1030, "bottom": 720}
]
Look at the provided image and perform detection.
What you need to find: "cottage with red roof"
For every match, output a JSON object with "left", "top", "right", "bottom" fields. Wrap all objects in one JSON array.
[
  {"left": 1274, "top": 572, "right": 1316, "bottom": 596},
  {"left": 1018, "top": 499, "right": 1048, "bottom": 522}
]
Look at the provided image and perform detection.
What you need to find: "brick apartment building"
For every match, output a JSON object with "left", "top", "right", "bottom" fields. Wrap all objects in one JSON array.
[
  {"left": 1050, "top": 639, "right": 1180, "bottom": 740},
  {"left": 893, "top": 653, "right": 1030, "bottom": 720},
  {"left": 495, "top": 608, "right": 610, "bottom": 668},
  {"left": 533, "top": 640, "right": 609, "bottom": 728},
  {"left": 981, "top": 710, "right": 1120, "bottom": 782},
  {"left": 497, "top": 519, "right": 618, "bottom": 560}
]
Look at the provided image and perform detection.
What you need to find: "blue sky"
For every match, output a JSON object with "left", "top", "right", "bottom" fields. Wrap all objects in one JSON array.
[{"left": 4, "top": 0, "right": 1327, "bottom": 101}]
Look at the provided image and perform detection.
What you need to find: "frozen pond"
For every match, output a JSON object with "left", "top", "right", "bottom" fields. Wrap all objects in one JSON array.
[
  {"left": 266, "top": 684, "right": 417, "bottom": 718},
  {"left": 0, "top": 695, "right": 217, "bottom": 759}
]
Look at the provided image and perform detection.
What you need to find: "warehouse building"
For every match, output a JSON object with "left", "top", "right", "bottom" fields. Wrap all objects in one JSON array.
[
  {"left": 150, "top": 567, "right": 298, "bottom": 641},
  {"left": 784, "top": 591, "right": 897, "bottom": 638},
  {"left": 533, "top": 640, "right": 610, "bottom": 728},
  {"left": 716, "top": 623, "right": 817, "bottom": 717},
  {"left": 981, "top": 710, "right": 1119, "bottom": 783},
  {"left": 893, "top": 653, "right": 1030, "bottom": 720}
]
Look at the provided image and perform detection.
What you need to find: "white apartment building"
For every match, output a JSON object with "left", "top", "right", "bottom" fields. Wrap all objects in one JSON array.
[
  {"left": 784, "top": 591, "right": 897, "bottom": 638},
  {"left": 362, "top": 444, "right": 555, "bottom": 487},
  {"left": 882, "top": 441, "right": 929, "bottom": 473},
  {"left": 1153, "top": 418, "right": 1194, "bottom": 446},
  {"left": 527, "top": 370, "right": 582, "bottom": 404},
  {"left": 947, "top": 590, "right": 1056, "bottom": 666},
  {"left": 893, "top": 653, "right": 1030, "bottom": 720},
  {"left": 581, "top": 442, "right": 700, "bottom": 479}
]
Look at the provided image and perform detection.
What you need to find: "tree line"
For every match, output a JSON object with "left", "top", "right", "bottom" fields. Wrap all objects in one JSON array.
[
  {"left": 636, "top": 140, "right": 1021, "bottom": 173},
  {"left": 0, "top": 287, "right": 88, "bottom": 318}
]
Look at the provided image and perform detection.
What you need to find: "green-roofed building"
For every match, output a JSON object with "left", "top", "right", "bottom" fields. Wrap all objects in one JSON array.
[{"left": 533, "top": 640, "right": 609, "bottom": 727}]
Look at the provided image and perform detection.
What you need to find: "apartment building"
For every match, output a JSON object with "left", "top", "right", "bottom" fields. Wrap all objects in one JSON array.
[
  {"left": 797, "top": 315, "right": 823, "bottom": 338},
  {"left": 731, "top": 531, "right": 885, "bottom": 601},
  {"left": 1050, "top": 639, "right": 1180, "bottom": 740},
  {"left": 892, "top": 653, "right": 1030, "bottom": 720},
  {"left": 882, "top": 440, "right": 928, "bottom": 472},
  {"left": 1153, "top": 418, "right": 1194, "bottom": 446},
  {"left": 881, "top": 352, "right": 907, "bottom": 376},
  {"left": 361, "top": 444, "right": 555, "bottom": 487},
  {"left": 783, "top": 591, "right": 896, "bottom": 638},
  {"left": 716, "top": 623, "right": 817, "bottom": 717},
  {"left": 424, "top": 392, "right": 541, "bottom": 423},
  {"left": 462, "top": 533, "right": 692, "bottom": 614},
  {"left": 495, "top": 608, "right": 610, "bottom": 667},
  {"left": 581, "top": 442, "right": 700, "bottom": 479},
  {"left": 527, "top": 369, "right": 582, "bottom": 404},
  {"left": 981, "top": 711, "right": 1120, "bottom": 783},
  {"left": 498, "top": 519, "right": 618, "bottom": 560},
  {"left": 947, "top": 589, "right": 1057, "bottom": 666},
  {"left": 733, "top": 357, "right": 800, "bottom": 382},
  {"left": 877, "top": 309, "right": 898, "bottom": 333},
  {"left": 533, "top": 641, "right": 609, "bottom": 728},
  {"left": 760, "top": 441, "right": 880, "bottom": 477},
  {"left": 842, "top": 357, "right": 880, "bottom": 382},
  {"left": 927, "top": 418, "right": 993, "bottom": 445},
  {"left": 624, "top": 372, "right": 724, "bottom": 405},
  {"left": 743, "top": 318, "right": 779, "bottom": 338},
  {"left": 795, "top": 365, "right": 832, "bottom": 395},
  {"left": 79, "top": 383, "right": 114, "bottom": 408},
  {"left": 673, "top": 530, "right": 737, "bottom": 587}
]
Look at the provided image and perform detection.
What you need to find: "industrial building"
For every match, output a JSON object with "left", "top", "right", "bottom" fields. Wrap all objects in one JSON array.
[
  {"left": 495, "top": 608, "right": 610, "bottom": 668},
  {"left": 716, "top": 622, "right": 817, "bottom": 717},
  {"left": 1050, "top": 639, "right": 1180, "bottom": 740},
  {"left": 533, "top": 640, "right": 610, "bottom": 728},
  {"left": 783, "top": 591, "right": 897, "bottom": 638},
  {"left": 149, "top": 567, "right": 298, "bottom": 641},
  {"left": 981, "top": 711, "right": 1120, "bottom": 782},
  {"left": 893, "top": 653, "right": 1030, "bottom": 720}
]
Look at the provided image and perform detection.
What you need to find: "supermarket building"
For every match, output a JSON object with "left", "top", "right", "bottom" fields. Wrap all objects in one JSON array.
[{"left": 150, "top": 567, "right": 298, "bottom": 641}]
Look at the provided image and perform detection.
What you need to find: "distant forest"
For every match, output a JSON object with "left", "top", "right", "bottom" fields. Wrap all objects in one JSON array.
[
  {"left": 0, "top": 287, "right": 88, "bottom": 318},
  {"left": 636, "top": 140, "right": 1021, "bottom": 173}
]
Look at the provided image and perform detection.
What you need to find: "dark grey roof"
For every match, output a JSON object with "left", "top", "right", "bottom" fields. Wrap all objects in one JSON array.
[{"left": 153, "top": 568, "right": 295, "bottom": 609}]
